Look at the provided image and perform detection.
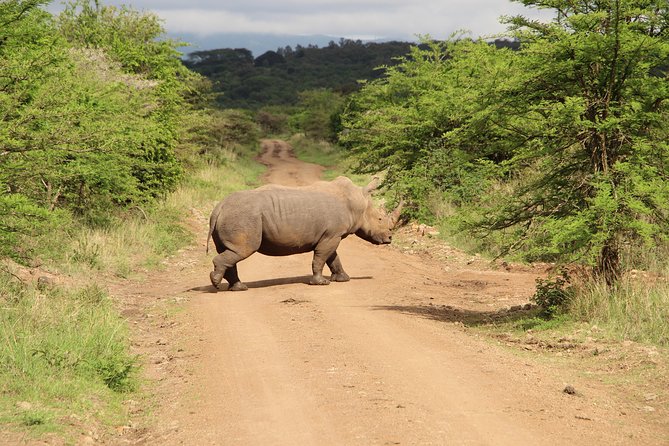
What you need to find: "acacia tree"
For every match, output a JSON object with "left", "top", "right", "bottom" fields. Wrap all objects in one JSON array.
[
  {"left": 488, "top": 0, "right": 669, "bottom": 283},
  {"left": 341, "top": 1, "right": 669, "bottom": 284},
  {"left": 340, "top": 39, "right": 518, "bottom": 220}
]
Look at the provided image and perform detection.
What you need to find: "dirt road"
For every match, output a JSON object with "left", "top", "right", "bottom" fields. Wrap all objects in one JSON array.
[{"left": 117, "top": 140, "right": 666, "bottom": 445}]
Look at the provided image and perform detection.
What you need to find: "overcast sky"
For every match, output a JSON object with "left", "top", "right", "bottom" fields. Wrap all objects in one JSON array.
[{"left": 57, "top": 0, "right": 551, "bottom": 41}]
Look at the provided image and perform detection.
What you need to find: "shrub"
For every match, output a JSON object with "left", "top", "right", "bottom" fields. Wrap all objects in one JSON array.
[{"left": 532, "top": 269, "right": 574, "bottom": 317}]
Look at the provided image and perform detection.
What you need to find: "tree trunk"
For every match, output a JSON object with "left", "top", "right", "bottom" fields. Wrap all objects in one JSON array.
[{"left": 596, "top": 242, "right": 621, "bottom": 286}]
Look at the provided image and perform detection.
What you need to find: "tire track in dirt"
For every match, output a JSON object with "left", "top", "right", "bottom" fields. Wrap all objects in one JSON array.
[{"left": 115, "top": 139, "right": 666, "bottom": 445}]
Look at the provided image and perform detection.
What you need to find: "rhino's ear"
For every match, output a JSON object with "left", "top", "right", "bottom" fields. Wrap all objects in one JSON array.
[{"left": 363, "top": 176, "right": 381, "bottom": 195}]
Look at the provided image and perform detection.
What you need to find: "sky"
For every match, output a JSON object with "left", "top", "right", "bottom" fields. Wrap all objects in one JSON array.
[{"left": 49, "top": 0, "right": 553, "bottom": 54}]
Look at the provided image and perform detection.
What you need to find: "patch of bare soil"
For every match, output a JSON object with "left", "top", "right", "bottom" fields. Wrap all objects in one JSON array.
[{"left": 85, "top": 139, "right": 668, "bottom": 445}]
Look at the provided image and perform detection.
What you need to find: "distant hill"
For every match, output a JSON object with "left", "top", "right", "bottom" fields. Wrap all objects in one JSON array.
[
  {"left": 183, "top": 38, "right": 521, "bottom": 110},
  {"left": 183, "top": 38, "right": 416, "bottom": 109},
  {"left": 173, "top": 32, "right": 388, "bottom": 58}
]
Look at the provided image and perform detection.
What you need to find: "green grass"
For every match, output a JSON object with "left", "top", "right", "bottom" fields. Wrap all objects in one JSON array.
[
  {"left": 474, "top": 274, "right": 669, "bottom": 349},
  {"left": 0, "top": 275, "right": 136, "bottom": 439},
  {"left": 568, "top": 278, "right": 669, "bottom": 346},
  {"left": 172, "top": 156, "right": 265, "bottom": 213},
  {"left": 288, "top": 134, "right": 387, "bottom": 195},
  {"left": 502, "top": 314, "right": 573, "bottom": 332}
]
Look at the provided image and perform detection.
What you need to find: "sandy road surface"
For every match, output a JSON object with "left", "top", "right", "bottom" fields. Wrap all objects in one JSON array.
[{"left": 115, "top": 140, "right": 666, "bottom": 445}]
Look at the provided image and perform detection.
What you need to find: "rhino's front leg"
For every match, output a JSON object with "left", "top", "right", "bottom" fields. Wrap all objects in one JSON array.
[
  {"left": 310, "top": 238, "right": 341, "bottom": 285},
  {"left": 327, "top": 251, "right": 350, "bottom": 282}
]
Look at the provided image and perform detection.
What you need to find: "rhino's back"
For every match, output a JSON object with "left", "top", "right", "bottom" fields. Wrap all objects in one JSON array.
[{"left": 218, "top": 188, "right": 356, "bottom": 256}]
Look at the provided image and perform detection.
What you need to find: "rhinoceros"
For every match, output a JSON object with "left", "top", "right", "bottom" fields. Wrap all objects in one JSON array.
[{"left": 207, "top": 176, "right": 402, "bottom": 291}]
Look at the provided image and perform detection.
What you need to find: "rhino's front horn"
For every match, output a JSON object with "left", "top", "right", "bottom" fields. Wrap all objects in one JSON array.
[
  {"left": 390, "top": 200, "right": 404, "bottom": 227},
  {"left": 363, "top": 176, "right": 381, "bottom": 195}
]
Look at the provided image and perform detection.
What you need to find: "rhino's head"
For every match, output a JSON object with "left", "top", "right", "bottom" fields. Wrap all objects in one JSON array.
[{"left": 354, "top": 179, "right": 403, "bottom": 245}]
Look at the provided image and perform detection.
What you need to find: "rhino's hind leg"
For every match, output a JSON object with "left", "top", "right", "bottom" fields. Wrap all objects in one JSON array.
[
  {"left": 327, "top": 251, "right": 350, "bottom": 282},
  {"left": 211, "top": 251, "right": 249, "bottom": 291},
  {"left": 224, "top": 265, "right": 247, "bottom": 291}
]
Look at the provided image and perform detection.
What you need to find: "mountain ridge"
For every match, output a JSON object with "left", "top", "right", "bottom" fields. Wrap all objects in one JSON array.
[{"left": 172, "top": 31, "right": 411, "bottom": 57}]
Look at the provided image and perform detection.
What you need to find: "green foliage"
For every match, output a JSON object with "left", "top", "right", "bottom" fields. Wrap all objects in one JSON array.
[
  {"left": 532, "top": 270, "right": 574, "bottom": 317},
  {"left": 290, "top": 89, "right": 345, "bottom": 141},
  {"left": 184, "top": 40, "right": 415, "bottom": 109},
  {"left": 177, "top": 108, "right": 260, "bottom": 167},
  {"left": 58, "top": 0, "right": 191, "bottom": 82},
  {"left": 0, "top": 274, "right": 138, "bottom": 433},
  {"left": 342, "top": 0, "right": 669, "bottom": 281},
  {"left": 340, "top": 37, "right": 515, "bottom": 220},
  {"left": 0, "top": 191, "right": 70, "bottom": 261},
  {"left": 487, "top": 0, "right": 669, "bottom": 281},
  {"left": 0, "top": 0, "right": 210, "bottom": 263},
  {"left": 256, "top": 106, "right": 291, "bottom": 135}
]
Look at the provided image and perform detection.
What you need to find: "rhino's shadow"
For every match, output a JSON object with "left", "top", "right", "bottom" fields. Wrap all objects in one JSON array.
[{"left": 189, "top": 275, "right": 373, "bottom": 293}]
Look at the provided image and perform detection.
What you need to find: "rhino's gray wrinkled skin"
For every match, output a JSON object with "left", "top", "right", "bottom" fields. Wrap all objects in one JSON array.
[{"left": 207, "top": 176, "right": 402, "bottom": 291}]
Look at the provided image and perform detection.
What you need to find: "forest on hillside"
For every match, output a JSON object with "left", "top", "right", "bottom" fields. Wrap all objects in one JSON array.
[
  {"left": 183, "top": 39, "right": 521, "bottom": 109},
  {"left": 183, "top": 39, "right": 414, "bottom": 109}
]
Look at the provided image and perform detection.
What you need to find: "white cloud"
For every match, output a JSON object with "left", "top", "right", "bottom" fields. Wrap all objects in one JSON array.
[
  {"left": 154, "top": 0, "right": 546, "bottom": 39},
  {"left": 46, "top": 0, "right": 554, "bottom": 50}
]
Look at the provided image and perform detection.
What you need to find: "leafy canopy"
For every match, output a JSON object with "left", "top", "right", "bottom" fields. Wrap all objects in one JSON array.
[
  {"left": 0, "top": 0, "right": 203, "bottom": 260},
  {"left": 341, "top": 0, "right": 669, "bottom": 282}
]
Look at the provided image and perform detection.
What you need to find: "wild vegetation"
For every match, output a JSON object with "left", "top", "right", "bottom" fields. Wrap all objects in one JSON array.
[
  {"left": 341, "top": 2, "right": 669, "bottom": 281},
  {"left": 0, "top": 0, "right": 263, "bottom": 439},
  {"left": 183, "top": 38, "right": 521, "bottom": 112},
  {"left": 183, "top": 39, "right": 415, "bottom": 109},
  {"left": 181, "top": 0, "right": 669, "bottom": 345},
  {"left": 2, "top": 0, "right": 668, "bottom": 440}
]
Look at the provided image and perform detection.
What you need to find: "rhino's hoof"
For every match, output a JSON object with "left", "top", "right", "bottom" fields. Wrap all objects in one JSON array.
[
  {"left": 330, "top": 273, "right": 350, "bottom": 282},
  {"left": 228, "top": 282, "right": 248, "bottom": 291},
  {"left": 210, "top": 271, "right": 224, "bottom": 290},
  {"left": 309, "top": 277, "right": 331, "bottom": 286}
]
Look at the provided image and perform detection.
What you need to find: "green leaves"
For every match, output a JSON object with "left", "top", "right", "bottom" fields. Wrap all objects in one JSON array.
[
  {"left": 0, "top": 0, "right": 204, "bottom": 260},
  {"left": 342, "top": 1, "right": 669, "bottom": 281},
  {"left": 340, "top": 38, "right": 520, "bottom": 219}
]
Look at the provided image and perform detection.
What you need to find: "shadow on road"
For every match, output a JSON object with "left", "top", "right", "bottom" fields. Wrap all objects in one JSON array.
[
  {"left": 371, "top": 304, "right": 540, "bottom": 327},
  {"left": 188, "top": 275, "right": 374, "bottom": 293}
]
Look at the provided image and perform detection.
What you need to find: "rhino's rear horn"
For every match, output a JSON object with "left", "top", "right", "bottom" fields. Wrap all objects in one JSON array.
[
  {"left": 390, "top": 200, "right": 405, "bottom": 227},
  {"left": 363, "top": 176, "right": 381, "bottom": 195}
]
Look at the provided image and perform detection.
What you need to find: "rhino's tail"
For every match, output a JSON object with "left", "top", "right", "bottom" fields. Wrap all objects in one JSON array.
[{"left": 207, "top": 202, "right": 223, "bottom": 255}]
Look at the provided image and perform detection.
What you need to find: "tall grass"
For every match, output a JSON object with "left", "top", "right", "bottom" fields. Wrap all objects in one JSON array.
[
  {"left": 171, "top": 156, "right": 265, "bottom": 213},
  {"left": 60, "top": 151, "right": 265, "bottom": 278},
  {"left": 569, "top": 277, "right": 669, "bottom": 346},
  {"left": 288, "top": 134, "right": 340, "bottom": 167},
  {"left": 0, "top": 274, "right": 136, "bottom": 436}
]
